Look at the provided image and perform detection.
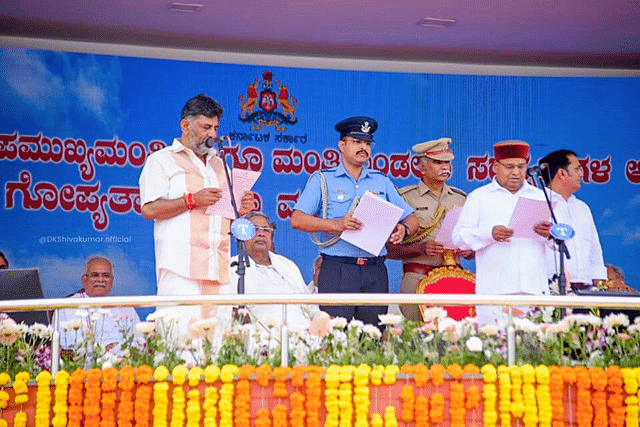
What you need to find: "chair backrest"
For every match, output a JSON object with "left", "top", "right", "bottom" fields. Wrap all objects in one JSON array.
[{"left": 417, "top": 266, "right": 476, "bottom": 321}]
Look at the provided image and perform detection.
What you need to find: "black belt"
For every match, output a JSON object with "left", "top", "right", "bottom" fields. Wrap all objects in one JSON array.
[{"left": 321, "top": 254, "right": 386, "bottom": 266}]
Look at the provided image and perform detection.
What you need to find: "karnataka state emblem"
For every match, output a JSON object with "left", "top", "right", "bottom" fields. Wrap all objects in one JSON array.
[{"left": 238, "top": 71, "right": 298, "bottom": 131}]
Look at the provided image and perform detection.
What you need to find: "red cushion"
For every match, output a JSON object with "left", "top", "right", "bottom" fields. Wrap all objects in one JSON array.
[{"left": 421, "top": 276, "right": 475, "bottom": 321}]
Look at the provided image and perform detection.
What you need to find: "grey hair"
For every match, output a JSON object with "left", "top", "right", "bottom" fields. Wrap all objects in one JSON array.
[
  {"left": 605, "top": 263, "right": 625, "bottom": 281},
  {"left": 242, "top": 211, "right": 277, "bottom": 252},
  {"left": 82, "top": 254, "right": 114, "bottom": 276}
]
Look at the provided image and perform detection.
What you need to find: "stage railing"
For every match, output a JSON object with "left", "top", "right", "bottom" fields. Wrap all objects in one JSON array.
[{"left": 1, "top": 293, "right": 639, "bottom": 373}]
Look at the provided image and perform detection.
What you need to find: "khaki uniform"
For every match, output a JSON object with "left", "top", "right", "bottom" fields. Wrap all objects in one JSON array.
[{"left": 398, "top": 180, "right": 466, "bottom": 320}]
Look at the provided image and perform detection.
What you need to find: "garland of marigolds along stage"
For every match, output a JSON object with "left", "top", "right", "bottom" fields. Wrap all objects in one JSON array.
[{"left": 2, "top": 364, "right": 640, "bottom": 426}]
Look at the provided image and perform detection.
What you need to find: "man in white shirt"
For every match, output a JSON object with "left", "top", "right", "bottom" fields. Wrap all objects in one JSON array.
[
  {"left": 58, "top": 255, "right": 140, "bottom": 354},
  {"left": 220, "top": 212, "right": 324, "bottom": 331},
  {"left": 538, "top": 149, "right": 607, "bottom": 291},
  {"left": 139, "top": 94, "right": 254, "bottom": 336},
  {"left": 452, "top": 141, "right": 552, "bottom": 324}
]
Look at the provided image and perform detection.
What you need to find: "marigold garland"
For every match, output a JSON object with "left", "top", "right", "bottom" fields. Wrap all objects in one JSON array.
[
  {"left": 449, "top": 381, "right": 466, "bottom": 427},
  {"left": 272, "top": 404, "right": 288, "bottom": 427},
  {"left": 415, "top": 395, "right": 430, "bottom": 427},
  {"left": 290, "top": 391, "right": 306, "bottom": 427},
  {"left": 548, "top": 366, "right": 565, "bottom": 427},
  {"left": 370, "top": 413, "right": 383, "bottom": 427},
  {"left": 12, "top": 372, "right": 29, "bottom": 405},
  {"left": 84, "top": 369, "right": 102, "bottom": 427},
  {"left": 370, "top": 365, "right": 383, "bottom": 386},
  {"left": 153, "top": 366, "right": 170, "bottom": 427},
  {"left": 413, "top": 363, "right": 429, "bottom": 387},
  {"left": 430, "top": 392, "right": 445, "bottom": 424},
  {"left": 234, "top": 376, "right": 251, "bottom": 427},
  {"left": 118, "top": 366, "right": 136, "bottom": 427},
  {"left": 338, "top": 366, "right": 354, "bottom": 427},
  {"left": 255, "top": 408, "right": 271, "bottom": 427},
  {"left": 466, "top": 385, "right": 481, "bottom": 409},
  {"left": 482, "top": 364, "right": 498, "bottom": 427},
  {"left": 35, "top": 371, "right": 51, "bottom": 427},
  {"left": 219, "top": 365, "right": 238, "bottom": 427},
  {"left": 255, "top": 364, "right": 272, "bottom": 387},
  {"left": 134, "top": 365, "right": 153, "bottom": 427},
  {"left": 431, "top": 364, "right": 445, "bottom": 387},
  {"left": 68, "top": 369, "right": 85, "bottom": 427},
  {"left": 400, "top": 385, "right": 414, "bottom": 423},
  {"left": 607, "top": 366, "right": 625, "bottom": 427},
  {"left": 101, "top": 367, "right": 118, "bottom": 427},
  {"left": 535, "top": 365, "right": 552, "bottom": 427},
  {"left": 52, "top": 370, "right": 69, "bottom": 427},
  {"left": 575, "top": 366, "right": 592, "bottom": 427},
  {"left": 272, "top": 366, "right": 291, "bottom": 399},
  {"left": 590, "top": 366, "right": 607, "bottom": 426},
  {"left": 291, "top": 366, "right": 306, "bottom": 388},
  {"left": 384, "top": 406, "right": 398, "bottom": 427},
  {"left": 353, "top": 364, "right": 370, "bottom": 427},
  {"left": 325, "top": 365, "right": 340, "bottom": 427},
  {"left": 521, "top": 364, "right": 538, "bottom": 427},
  {"left": 305, "top": 367, "right": 322, "bottom": 427},
  {"left": 203, "top": 380, "right": 219, "bottom": 427},
  {"left": 622, "top": 368, "right": 639, "bottom": 427},
  {"left": 383, "top": 365, "right": 399, "bottom": 385},
  {"left": 171, "top": 365, "right": 188, "bottom": 427},
  {"left": 187, "top": 367, "right": 204, "bottom": 427},
  {"left": 509, "top": 365, "right": 524, "bottom": 419},
  {"left": 497, "top": 365, "right": 511, "bottom": 427}
]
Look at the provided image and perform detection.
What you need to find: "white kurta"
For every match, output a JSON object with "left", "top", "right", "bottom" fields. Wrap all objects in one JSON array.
[
  {"left": 58, "top": 291, "right": 140, "bottom": 351},
  {"left": 452, "top": 179, "right": 549, "bottom": 296},
  {"left": 139, "top": 138, "right": 230, "bottom": 283},
  {"left": 219, "top": 252, "right": 321, "bottom": 331},
  {"left": 545, "top": 189, "right": 607, "bottom": 284}
]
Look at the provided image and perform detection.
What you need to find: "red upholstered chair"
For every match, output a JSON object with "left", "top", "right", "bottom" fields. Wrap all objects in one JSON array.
[{"left": 416, "top": 251, "right": 476, "bottom": 321}]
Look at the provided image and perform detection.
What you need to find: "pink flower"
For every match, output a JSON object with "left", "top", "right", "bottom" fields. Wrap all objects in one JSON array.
[
  {"left": 0, "top": 318, "right": 19, "bottom": 345},
  {"left": 309, "top": 312, "right": 332, "bottom": 337},
  {"left": 617, "top": 332, "right": 631, "bottom": 340}
]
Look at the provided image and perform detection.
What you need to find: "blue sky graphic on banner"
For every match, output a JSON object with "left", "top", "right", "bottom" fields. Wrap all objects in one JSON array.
[{"left": 1, "top": 46, "right": 639, "bottom": 319}]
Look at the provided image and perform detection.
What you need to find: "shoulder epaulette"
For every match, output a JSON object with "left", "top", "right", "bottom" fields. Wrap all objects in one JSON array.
[
  {"left": 398, "top": 184, "right": 419, "bottom": 195},
  {"left": 450, "top": 186, "right": 467, "bottom": 197}
]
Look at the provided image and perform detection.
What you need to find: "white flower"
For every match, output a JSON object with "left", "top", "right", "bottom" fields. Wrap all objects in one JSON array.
[
  {"left": 135, "top": 321, "right": 156, "bottom": 334},
  {"left": 147, "top": 308, "right": 181, "bottom": 323},
  {"left": 329, "top": 317, "right": 347, "bottom": 329},
  {"left": 61, "top": 319, "right": 83, "bottom": 331},
  {"left": 29, "top": 323, "right": 53, "bottom": 339},
  {"left": 97, "top": 308, "right": 112, "bottom": 317},
  {"left": 421, "top": 307, "right": 448, "bottom": 323},
  {"left": 348, "top": 319, "right": 364, "bottom": 330},
  {"left": 90, "top": 312, "right": 101, "bottom": 322},
  {"left": 378, "top": 313, "right": 402, "bottom": 326},
  {"left": 513, "top": 317, "right": 538, "bottom": 333},
  {"left": 466, "top": 336, "right": 483, "bottom": 352},
  {"left": 603, "top": 313, "right": 630, "bottom": 329},
  {"left": 362, "top": 325, "right": 382, "bottom": 339},
  {"left": 74, "top": 309, "right": 89, "bottom": 318},
  {"left": 628, "top": 324, "right": 640, "bottom": 335}
]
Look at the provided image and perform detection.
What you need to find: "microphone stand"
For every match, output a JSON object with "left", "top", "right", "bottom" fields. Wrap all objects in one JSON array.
[
  {"left": 531, "top": 170, "right": 571, "bottom": 318},
  {"left": 215, "top": 140, "right": 251, "bottom": 318}
]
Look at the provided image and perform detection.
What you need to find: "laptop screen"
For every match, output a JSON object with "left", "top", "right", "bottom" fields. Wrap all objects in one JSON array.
[{"left": 0, "top": 268, "right": 50, "bottom": 325}]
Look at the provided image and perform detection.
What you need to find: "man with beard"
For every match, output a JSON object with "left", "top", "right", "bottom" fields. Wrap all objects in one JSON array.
[
  {"left": 219, "top": 212, "right": 324, "bottom": 331},
  {"left": 291, "top": 116, "right": 418, "bottom": 326},
  {"left": 386, "top": 138, "right": 473, "bottom": 321},
  {"left": 139, "top": 94, "right": 254, "bottom": 336}
]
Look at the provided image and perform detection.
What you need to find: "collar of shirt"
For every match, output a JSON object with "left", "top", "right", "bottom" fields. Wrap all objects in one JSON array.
[
  {"left": 488, "top": 178, "right": 539, "bottom": 196},
  {"left": 417, "top": 180, "right": 451, "bottom": 198},
  {"left": 335, "top": 163, "right": 374, "bottom": 181},
  {"left": 169, "top": 137, "right": 217, "bottom": 166},
  {"left": 548, "top": 188, "right": 576, "bottom": 204}
]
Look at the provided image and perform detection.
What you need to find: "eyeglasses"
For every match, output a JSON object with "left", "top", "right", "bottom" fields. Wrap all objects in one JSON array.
[
  {"left": 496, "top": 161, "right": 527, "bottom": 172},
  {"left": 343, "top": 138, "right": 375, "bottom": 149},
  {"left": 85, "top": 272, "right": 113, "bottom": 279},
  {"left": 255, "top": 226, "right": 274, "bottom": 234}
]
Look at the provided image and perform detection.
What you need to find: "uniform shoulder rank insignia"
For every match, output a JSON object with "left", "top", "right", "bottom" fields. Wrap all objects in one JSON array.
[
  {"left": 450, "top": 186, "right": 467, "bottom": 197},
  {"left": 398, "top": 184, "right": 418, "bottom": 195}
]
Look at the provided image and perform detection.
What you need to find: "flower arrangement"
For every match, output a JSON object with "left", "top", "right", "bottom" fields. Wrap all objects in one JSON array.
[{"left": 0, "top": 314, "right": 52, "bottom": 377}]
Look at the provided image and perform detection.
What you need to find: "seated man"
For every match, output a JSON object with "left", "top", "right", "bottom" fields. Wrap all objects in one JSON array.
[
  {"left": 58, "top": 255, "right": 140, "bottom": 353},
  {"left": 220, "top": 212, "right": 324, "bottom": 331}
]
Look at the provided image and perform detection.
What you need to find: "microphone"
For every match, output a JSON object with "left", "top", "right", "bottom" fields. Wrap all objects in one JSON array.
[
  {"left": 527, "top": 163, "right": 548, "bottom": 177},
  {"left": 203, "top": 136, "right": 227, "bottom": 149}
]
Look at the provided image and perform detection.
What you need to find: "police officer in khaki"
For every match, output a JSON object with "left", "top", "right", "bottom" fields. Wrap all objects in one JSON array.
[{"left": 386, "top": 138, "right": 473, "bottom": 321}]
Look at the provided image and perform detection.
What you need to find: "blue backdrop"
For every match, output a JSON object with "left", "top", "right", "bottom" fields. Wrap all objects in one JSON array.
[{"left": 1, "top": 46, "right": 639, "bottom": 319}]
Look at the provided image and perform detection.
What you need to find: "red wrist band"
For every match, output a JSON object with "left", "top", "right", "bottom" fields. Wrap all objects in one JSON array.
[{"left": 183, "top": 193, "right": 196, "bottom": 210}]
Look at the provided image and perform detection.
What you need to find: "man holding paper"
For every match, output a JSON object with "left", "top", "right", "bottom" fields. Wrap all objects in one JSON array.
[
  {"left": 386, "top": 138, "right": 473, "bottom": 321},
  {"left": 452, "top": 140, "right": 552, "bottom": 325},
  {"left": 139, "top": 94, "right": 255, "bottom": 335},
  {"left": 291, "top": 116, "right": 418, "bottom": 326}
]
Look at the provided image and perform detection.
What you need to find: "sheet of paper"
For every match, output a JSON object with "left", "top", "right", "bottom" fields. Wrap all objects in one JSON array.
[
  {"left": 205, "top": 169, "right": 261, "bottom": 219},
  {"left": 434, "top": 206, "right": 462, "bottom": 249},
  {"left": 340, "top": 191, "right": 404, "bottom": 256},
  {"left": 508, "top": 197, "right": 556, "bottom": 239}
]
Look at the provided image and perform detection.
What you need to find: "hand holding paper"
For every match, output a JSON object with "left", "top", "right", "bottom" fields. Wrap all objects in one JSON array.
[
  {"left": 434, "top": 206, "right": 462, "bottom": 249},
  {"left": 507, "top": 197, "right": 556, "bottom": 239},
  {"left": 205, "top": 169, "right": 261, "bottom": 219}
]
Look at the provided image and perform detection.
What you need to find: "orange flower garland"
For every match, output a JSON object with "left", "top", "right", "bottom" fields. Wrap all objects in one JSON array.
[
  {"left": 548, "top": 366, "right": 565, "bottom": 427},
  {"left": 35, "top": 371, "right": 51, "bottom": 427},
  {"left": 272, "top": 404, "right": 288, "bottom": 427},
  {"left": 68, "top": 369, "right": 85, "bottom": 427},
  {"left": 449, "top": 381, "right": 466, "bottom": 427},
  {"left": 83, "top": 369, "right": 102, "bottom": 427},
  {"left": 305, "top": 367, "right": 322, "bottom": 427},
  {"left": 607, "top": 366, "right": 625, "bottom": 427},
  {"left": 101, "top": 367, "right": 118, "bottom": 427},
  {"left": 255, "top": 364, "right": 272, "bottom": 387},
  {"left": 52, "top": 370, "right": 69, "bottom": 427},
  {"left": 118, "top": 366, "right": 136, "bottom": 427},
  {"left": 413, "top": 363, "right": 429, "bottom": 387},
  {"left": 590, "top": 366, "right": 608, "bottom": 426},
  {"left": 272, "top": 366, "right": 291, "bottom": 399},
  {"left": 234, "top": 368, "right": 251, "bottom": 427},
  {"left": 400, "top": 385, "right": 415, "bottom": 423},
  {"left": 290, "top": 391, "right": 306, "bottom": 427},
  {"left": 430, "top": 392, "right": 445, "bottom": 424},
  {"left": 466, "top": 386, "right": 481, "bottom": 410},
  {"left": 430, "top": 364, "right": 445, "bottom": 387},
  {"left": 575, "top": 366, "right": 592, "bottom": 427},
  {"left": 256, "top": 408, "right": 272, "bottom": 427},
  {"left": 415, "top": 395, "right": 430, "bottom": 427},
  {"left": 134, "top": 365, "right": 153, "bottom": 427}
]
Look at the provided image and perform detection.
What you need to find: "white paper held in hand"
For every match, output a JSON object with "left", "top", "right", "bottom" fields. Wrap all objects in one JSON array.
[{"left": 340, "top": 191, "right": 404, "bottom": 256}]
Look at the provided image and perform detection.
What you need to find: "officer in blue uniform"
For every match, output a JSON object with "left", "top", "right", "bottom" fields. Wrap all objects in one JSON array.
[{"left": 291, "top": 116, "right": 418, "bottom": 326}]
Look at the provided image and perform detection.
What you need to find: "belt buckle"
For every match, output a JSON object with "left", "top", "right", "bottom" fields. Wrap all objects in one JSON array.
[{"left": 356, "top": 257, "right": 368, "bottom": 266}]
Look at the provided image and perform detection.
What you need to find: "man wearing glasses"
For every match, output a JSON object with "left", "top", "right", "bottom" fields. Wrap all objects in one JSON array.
[
  {"left": 219, "top": 212, "right": 325, "bottom": 331},
  {"left": 453, "top": 141, "right": 551, "bottom": 325},
  {"left": 58, "top": 255, "right": 140, "bottom": 353},
  {"left": 291, "top": 116, "right": 418, "bottom": 326}
]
